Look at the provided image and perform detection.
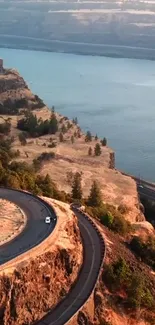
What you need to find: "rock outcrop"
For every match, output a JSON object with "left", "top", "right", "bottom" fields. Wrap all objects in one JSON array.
[{"left": 0, "top": 68, "right": 44, "bottom": 114}]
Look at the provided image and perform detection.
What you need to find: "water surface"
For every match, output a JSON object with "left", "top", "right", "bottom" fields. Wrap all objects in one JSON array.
[{"left": 1, "top": 48, "right": 155, "bottom": 181}]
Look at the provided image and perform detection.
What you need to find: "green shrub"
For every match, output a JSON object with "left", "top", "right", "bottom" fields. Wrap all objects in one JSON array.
[
  {"left": 103, "top": 258, "right": 155, "bottom": 311},
  {"left": 129, "top": 236, "right": 155, "bottom": 270}
]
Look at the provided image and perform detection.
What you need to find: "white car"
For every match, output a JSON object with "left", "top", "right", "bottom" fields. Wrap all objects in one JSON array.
[{"left": 45, "top": 216, "right": 51, "bottom": 224}]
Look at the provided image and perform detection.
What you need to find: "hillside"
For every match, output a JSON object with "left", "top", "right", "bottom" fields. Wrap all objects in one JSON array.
[
  {"left": 0, "top": 66, "right": 153, "bottom": 230},
  {"left": 0, "top": 199, "right": 83, "bottom": 325},
  {"left": 68, "top": 216, "right": 155, "bottom": 325},
  {"left": 0, "top": 66, "right": 155, "bottom": 325}
]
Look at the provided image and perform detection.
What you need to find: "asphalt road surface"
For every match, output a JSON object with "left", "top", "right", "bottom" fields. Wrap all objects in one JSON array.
[
  {"left": 0, "top": 188, "right": 56, "bottom": 265},
  {"left": 137, "top": 183, "right": 155, "bottom": 201},
  {"left": 0, "top": 189, "right": 105, "bottom": 325},
  {"left": 36, "top": 207, "right": 105, "bottom": 325}
]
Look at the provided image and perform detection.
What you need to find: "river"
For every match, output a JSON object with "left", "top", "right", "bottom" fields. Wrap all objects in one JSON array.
[{"left": 1, "top": 47, "right": 155, "bottom": 181}]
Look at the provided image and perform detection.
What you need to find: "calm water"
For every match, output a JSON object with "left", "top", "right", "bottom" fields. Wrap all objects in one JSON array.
[{"left": 1, "top": 47, "right": 155, "bottom": 181}]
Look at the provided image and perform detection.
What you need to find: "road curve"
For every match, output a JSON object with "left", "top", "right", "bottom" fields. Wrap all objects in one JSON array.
[
  {"left": 0, "top": 188, "right": 56, "bottom": 265},
  {"left": 36, "top": 206, "right": 105, "bottom": 325},
  {"left": 0, "top": 189, "right": 105, "bottom": 325}
]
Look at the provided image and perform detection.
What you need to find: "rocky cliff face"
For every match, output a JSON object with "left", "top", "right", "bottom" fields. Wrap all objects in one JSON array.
[
  {"left": 0, "top": 199, "right": 83, "bottom": 325},
  {"left": 0, "top": 69, "right": 44, "bottom": 114}
]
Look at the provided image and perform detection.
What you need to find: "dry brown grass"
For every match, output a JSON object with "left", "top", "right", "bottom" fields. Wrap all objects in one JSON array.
[
  {"left": 0, "top": 199, "right": 25, "bottom": 245},
  {"left": 0, "top": 198, "right": 83, "bottom": 275},
  {"left": 1, "top": 106, "right": 146, "bottom": 224}
]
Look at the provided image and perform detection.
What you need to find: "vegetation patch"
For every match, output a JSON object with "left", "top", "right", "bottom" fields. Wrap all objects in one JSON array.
[
  {"left": 129, "top": 235, "right": 155, "bottom": 270},
  {"left": 103, "top": 257, "right": 155, "bottom": 311},
  {"left": 17, "top": 111, "right": 58, "bottom": 137}
]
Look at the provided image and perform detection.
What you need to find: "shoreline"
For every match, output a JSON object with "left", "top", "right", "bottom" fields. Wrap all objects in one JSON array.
[{"left": 1, "top": 37, "right": 155, "bottom": 61}]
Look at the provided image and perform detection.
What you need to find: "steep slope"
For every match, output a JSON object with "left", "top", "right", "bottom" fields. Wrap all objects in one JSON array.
[
  {"left": 0, "top": 68, "right": 44, "bottom": 114},
  {"left": 0, "top": 66, "right": 151, "bottom": 231}
]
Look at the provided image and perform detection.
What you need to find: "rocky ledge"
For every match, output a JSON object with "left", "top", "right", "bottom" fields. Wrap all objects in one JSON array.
[{"left": 0, "top": 68, "right": 44, "bottom": 114}]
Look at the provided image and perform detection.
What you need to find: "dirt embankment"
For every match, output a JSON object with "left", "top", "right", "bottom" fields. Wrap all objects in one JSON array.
[{"left": 0, "top": 199, "right": 83, "bottom": 325}]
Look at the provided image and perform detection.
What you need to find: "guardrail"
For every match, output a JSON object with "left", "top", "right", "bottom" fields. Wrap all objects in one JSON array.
[
  {"left": 118, "top": 170, "right": 155, "bottom": 188},
  {"left": 0, "top": 189, "right": 106, "bottom": 325},
  {"left": 63, "top": 204, "right": 106, "bottom": 325},
  {"left": 0, "top": 186, "right": 57, "bottom": 224},
  {"left": 35, "top": 204, "right": 106, "bottom": 325}
]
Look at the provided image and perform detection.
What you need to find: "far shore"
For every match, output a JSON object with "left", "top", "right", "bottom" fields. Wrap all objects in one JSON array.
[{"left": 1, "top": 37, "right": 155, "bottom": 61}]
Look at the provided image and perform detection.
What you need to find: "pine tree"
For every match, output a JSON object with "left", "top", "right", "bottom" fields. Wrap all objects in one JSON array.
[
  {"left": 95, "top": 134, "right": 98, "bottom": 141},
  {"left": 71, "top": 135, "right": 74, "bottom": 144},
  {"left": 101, "top": 137, "right": 107, "bottom": 146},
  {"left": 71, "top": 172, "right": 82, "bottom": 201},
  {"left": 72, "top": 117, "right": 78, "bottom": 125},
  {"left": 85, "top": 131, "right": 92, "bottom": 142},
  {"left": 51, "top": 106, "right": 55, "bottom": 113},
  {"left": 87, "top": 180, "right": 102, "bottom": 207},
  {"left": 94, "top": 143, "right": 101, "bottom": 156},
  {"left": 88, "top": 147, "right": 92, "bottom": 156},
  {"left": 59, "top": 132, "right": 64, "bottom": 142},
  {"left": 49, "top": 113, "right": 58, "bottom": 134}
]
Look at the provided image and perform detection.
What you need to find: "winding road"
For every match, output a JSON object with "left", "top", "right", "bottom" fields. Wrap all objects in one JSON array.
[
  {"left": 0, "top": 188, "right": 105, "bottom": 325},
  {"left": 0, "top": 188, "right": 56, "bottom": 265}
]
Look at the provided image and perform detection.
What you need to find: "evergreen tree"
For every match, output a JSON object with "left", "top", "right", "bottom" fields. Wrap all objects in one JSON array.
[
  {"left": 94, "top": 143, "right": 101, "bottom": 156},
  {"left": 101, "top": 137, "right": 107, "bottom": 146},
  {"left": 85, "top": 131, "right": 92, "bottom": 142},
  {"left": 95, "top": 134, "right": 98, "bottom": 141},
  {"left": 88, "top": 147, "right": 92, "bottom": 156},
  {"left": 18, "top": 133, "right": 27, "bottom": 146},
  {"left": 87, "top": 180, "right": 102, "bottom": 207},
  {"left": 71, "top": 135, "right": 74, "bottom": 144},
  {"left": 49, "top": 113, "right": 58, "bottom": 134},
  {"left": 72, "top": 117, "right": 78, "bottom": 125},
  {"left": 71, "top": 172, "right": 82, "bottom": 201},
  {"left": 59, "top": 132, "right": 64, "bottom": 142}
]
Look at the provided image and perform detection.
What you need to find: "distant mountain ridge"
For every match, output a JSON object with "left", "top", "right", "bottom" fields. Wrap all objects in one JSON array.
[{"left": 1, "top": 0, "right": 155, "bottom": 58}]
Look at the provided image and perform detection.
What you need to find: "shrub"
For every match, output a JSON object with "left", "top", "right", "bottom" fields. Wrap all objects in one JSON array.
[
  {"left": 101, "top": 137, "right": 107, "bottom": 146},
  {"left": 48, "top": 142, "right": 56, "bottom": 148},
  {"left": 94, "top": 143, "right": 102, "bottom": 156},
  {"left": 18, "top": 132, "right": 27, "bottom": 146},
  {"left": 103, "top": 258, "right": 154, "bottom": 311},
  {"left": 85, "top": 131, "right": 92, "bottom": 142},
  {"left": 118, "top": 204, "right": 129, "bottom": 214},
  {"left": 17, "top": 111, "right": 58, "bottom": 137},
  {"left": 129, "top": 236, "right": 155, "bottom": 270},
  {"left": 0, "top": 121, "right": 11, "bottom": 135},
  {"left": 88, "top": 147, "right": 92, "bottom": 156}
]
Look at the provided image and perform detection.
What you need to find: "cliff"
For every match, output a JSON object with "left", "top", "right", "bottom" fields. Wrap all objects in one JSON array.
[
  {"left": 0, "top": 67, "right": 155, "bottom": 325},
  {"left": 0, "top": 66, "right": 151, "bottom": 230},
  {"left": 0, "top": 198, "right": 83, "bottom": 325},
  {"left": 0, "top": 68, "right": 44, "bottom": 114}
]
